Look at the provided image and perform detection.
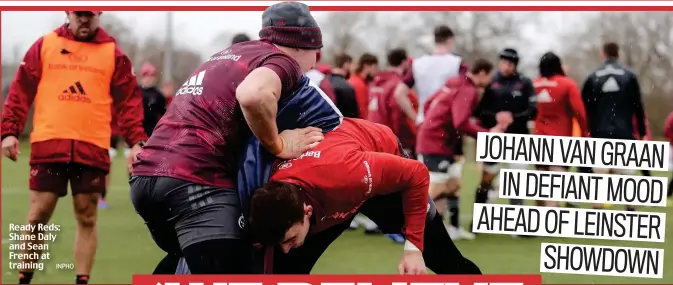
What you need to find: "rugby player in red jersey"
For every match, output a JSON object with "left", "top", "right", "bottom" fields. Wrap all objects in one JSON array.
[
  {"left": 416, "top": 59, "right": 502, "bottom": 240},
  {"left": 130, "top": 2, "right": 333, "bottom": 274},
  {"left": 248, "top": 118, "right": 482, "bottom": 275},
  {"left": 368, "top": 48, "right": 416, "bottom": 156},
  {"left": 533, "top": 52, "right": 589, "bottom": 207}
]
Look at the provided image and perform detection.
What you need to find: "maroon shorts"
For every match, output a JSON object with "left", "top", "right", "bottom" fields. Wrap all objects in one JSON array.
[{"left": 29, "top": 163, "right": 107, "bottom": 197}]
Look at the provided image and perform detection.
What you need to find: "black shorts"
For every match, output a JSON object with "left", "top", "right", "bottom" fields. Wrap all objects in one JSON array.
[
  {"left": 130, "top": 176, "right": 244, "bottom": 255},
  {"left": 417, "top": 154, "right": 461, "bottom": 183}
]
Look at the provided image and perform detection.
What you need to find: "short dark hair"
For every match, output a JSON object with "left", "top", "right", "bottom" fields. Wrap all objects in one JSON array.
[
  {"left": 232, "top": 33, "right": 251, "bottom": 44},
  {"left": 356, "top": 53, "right": 379, "bottom": 72},
  {"left": 387, "top": 48, "right": 408, "bottom": 67},
  {"left": 434, "top": 25, "right": 455, "bottom": 44},
  {"left": 470, "top": 58, "right": 494, "bottom": 74},
  {"left": 334, "top": 53, "right": 353, "bottom": 69},
  {"left": 539, "top": 52, "right": 565, "bottom": 78},
  {"left": 603, "top": 42, "right": 619, "bottom": 59},
  {"left": 248, "top": 181, "right": 305, "bottom": 245}
]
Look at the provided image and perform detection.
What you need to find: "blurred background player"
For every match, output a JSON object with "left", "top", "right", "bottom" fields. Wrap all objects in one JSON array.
[
  {"left": 396, "top": 25, "right": 461, "bottom": 126},
  {"left": 328, "top": 53, "right": 359, "bottom": 118},
  {"left": 349, "top": 53, "right": 379, "bottom": 119},
  {"left": 1, "top": 11, "right": 147, "bottom": 284},
  {"left": 417, "top": 59, "right": 501, "bottom": 241},
  {"left": 139, "top": 62, "right": 167, "bottom": 138},
  {"left": 473, "top": 48, "right": 536, "bottom": 213},
  {"left": 231, "top": 32, "right": 251, "bottom": 44},
  {"left": 532, "top": 52, "right": 589, "bottom": 207},
  {"left": 305, "top": 51, "right": 337, "bottom": 103},
  {"left": 581, "top": 42, "right": 646, "bottom": 211}
]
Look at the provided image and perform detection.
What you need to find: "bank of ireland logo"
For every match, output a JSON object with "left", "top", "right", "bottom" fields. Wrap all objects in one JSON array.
[{"left": 59, "top": 81, "right": 90, "bottom": 103}]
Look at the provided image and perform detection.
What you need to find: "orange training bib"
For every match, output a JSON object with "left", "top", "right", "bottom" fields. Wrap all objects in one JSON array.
[{"left": 31, "top": 32, "right": 116, "bottom": 150}]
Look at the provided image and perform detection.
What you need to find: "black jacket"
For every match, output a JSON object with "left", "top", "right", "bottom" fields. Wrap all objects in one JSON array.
[
  {"left": 581, "top": 59, "right": 645, "bottom": 139},
  {"left": 475, "top": 72, "right": 536, "bottom": 134},
  {"left": 327, "top": 74, "right": 359, "bottom": 118},
  {"left": 141, "top": 86, "right": 167, "bottom": 136}
]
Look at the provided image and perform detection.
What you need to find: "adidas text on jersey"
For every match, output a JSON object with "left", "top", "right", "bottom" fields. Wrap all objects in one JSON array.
[
  {"left": 59, "top": 81, "right": 90, "bottom": 103},
  {"left": 176, "top": 70, "right": 206, "bottom": 96}
]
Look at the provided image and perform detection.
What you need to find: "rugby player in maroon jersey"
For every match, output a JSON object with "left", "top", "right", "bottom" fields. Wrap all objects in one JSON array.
[{"left": 130, "top": 2, "right": 337, "bottom": 274}]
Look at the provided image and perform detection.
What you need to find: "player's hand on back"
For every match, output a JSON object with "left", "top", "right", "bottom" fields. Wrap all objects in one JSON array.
[
  {"left": 1, "top": 136, "right": 20, "bottom": 161},
  {"left": 398, "top": 250, "right": 428, "bottom": 275},
  {"left": 275, "top": 127, "right": 324, "bottom": 159}
]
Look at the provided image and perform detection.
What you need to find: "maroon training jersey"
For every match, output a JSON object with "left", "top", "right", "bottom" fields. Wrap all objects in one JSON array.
[
  {"left": 416, "top": 76, "right": 487, "bottom": 157},
  {"left": 133, "top": 41, "right": 302, "bottom": 188},
  {"left": 270, "top": 118, "right": 429, "bottom": 251},
  {"left": 368, "top": 71, "right": 416, "bottom": 151}
]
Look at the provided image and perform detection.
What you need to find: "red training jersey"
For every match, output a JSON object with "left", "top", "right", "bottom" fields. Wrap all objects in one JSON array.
[
  {"left": 533, "top": 75, "right": 589, "bottom": 137},
  {"left": 367, "top": 71, "right": 417, "bottom": 152},
  {"left": 133, "top": 41, "right": 303, "bottom": 188},
  {"left": 270, "top": 118, "right": 429, "bottom": 251},
  {"left": 416, "top": 75, "right": 487, "bottom": 157}
]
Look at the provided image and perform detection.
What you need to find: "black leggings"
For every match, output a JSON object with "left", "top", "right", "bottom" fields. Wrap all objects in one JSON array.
[{"left": 270, "top": 196, "right": 481, "bottom": 274}]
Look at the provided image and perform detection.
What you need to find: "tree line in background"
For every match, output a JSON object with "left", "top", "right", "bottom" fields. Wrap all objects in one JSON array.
[{"left": 2, "top": 12, "right": 672, "bottom": 137}]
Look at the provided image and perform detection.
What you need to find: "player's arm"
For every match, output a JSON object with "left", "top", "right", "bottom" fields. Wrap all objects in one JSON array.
[
  {"left": 1, "top": 37, "right": 43, "bottom": 141},
  {"left": 567, "top": 80, "right": 590, "bottom": 137},
  {"left": 452, "top": 87, "right": 488, "bottom": 138},
  {"left": 628, "top": 73, "right": 647, "bottom": 139},
  {"left": 236, "top": 55, "right": 302, "bottom": 155},
  {"left": 394, "top": 69, "right": 417, "bottom": 121},
  {"left": 367, "top": 152, "right": 429, "bottom": 252},
  {"left": 111, "top": 47, "right": 148, "bottom": 146},
  {"left": 513, "top": 78, "right": 537, "bottom": 119}
]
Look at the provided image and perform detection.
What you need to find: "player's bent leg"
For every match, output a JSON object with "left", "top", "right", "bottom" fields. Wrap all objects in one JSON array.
[
  {"left": 70, "top": 164, "right": 107, "bottom": 283},
  {"left": 130, "top": 176, "right": 185, "bottom": 274},
  {"left": 168, "top": 181, "right": 250, "bottom": 273}
]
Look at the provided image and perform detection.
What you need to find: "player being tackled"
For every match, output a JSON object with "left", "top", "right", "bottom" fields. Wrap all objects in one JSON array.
[{"left": 247, "top": 118, "right": 482, "bottom": 274}]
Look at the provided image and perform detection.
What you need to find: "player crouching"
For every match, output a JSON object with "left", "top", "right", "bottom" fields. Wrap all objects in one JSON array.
[{"left": 247, "top": 118, "right": 481, "bottom": 274}]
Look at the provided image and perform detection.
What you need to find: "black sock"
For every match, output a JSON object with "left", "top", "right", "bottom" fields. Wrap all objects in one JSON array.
[
  {"left": 447, "top": 195, "right": 460, "bottom": 227},
  {"left": 76, "top": 275, "right": 89, "bottom": 284},
  {"left": 475, "top": 185, "right": 490, "bottom": 204},
  {"left": 19, "top": 271, "right": 34, "bottom": 284},
  {"left": 422, "top": 214, "right": 482, "bottom": 274},
  {"left": 642, "top": 169, "right": 651, "bottom": 176},
  {"left": 668, "top": 176, "right": 672, "bottom": 197}
]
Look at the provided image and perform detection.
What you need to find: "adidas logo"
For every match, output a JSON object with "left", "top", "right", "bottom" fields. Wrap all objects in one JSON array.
[
  {"left": 58, "top": 81, "right": 90, "bottom": 103},
  {"left": 176, "top": 70, "right": 206, "bottom": 96},
  {"left": 601, "top": 76, "right": 620, "bottom": 93},
  {"left": 536, "top": 89, "right": 553, "bottom": 103}
]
